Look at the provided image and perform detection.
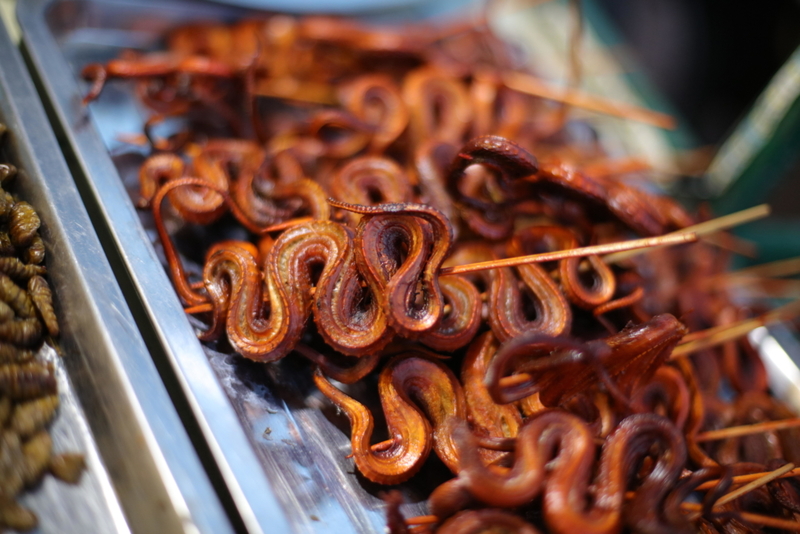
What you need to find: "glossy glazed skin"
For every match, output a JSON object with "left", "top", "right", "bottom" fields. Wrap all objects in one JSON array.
[
  {"left": 509, "top": 225, "right": 615, "bottom": 310},
  {"left": 203, "top": 220, "right": 391, "bottom": 361},
  {"left": 447, "top": 136, "right": 539, "bottom": 240},
  {"left": 334, "top": 200, "right": 454, "bottom": 338},
  {"left": 460, "top": 332, "right": 522, "bottom": 454},
  {"left": 313, "top": 352, "right": 466, "bottom": 484},
  {"left": 431, "top": 412, "right": 688, "bottom": 534},
  {"left": 444, "top": 242, "right": 572, "bottom": 344}
]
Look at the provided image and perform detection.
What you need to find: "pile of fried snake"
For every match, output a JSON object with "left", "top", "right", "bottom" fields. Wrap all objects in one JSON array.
[{"left": 82, "top": 13, "right": 800, "bottom": 534}]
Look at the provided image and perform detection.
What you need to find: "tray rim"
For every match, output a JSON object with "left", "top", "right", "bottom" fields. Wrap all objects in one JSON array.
[{"left": 1, "top": 8, "right": 234, "bottom": 534}]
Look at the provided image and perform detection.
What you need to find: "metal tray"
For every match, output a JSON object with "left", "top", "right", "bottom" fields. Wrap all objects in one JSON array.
[
  {"left": 0, "top": 14, "right": 233, "bottom": 534},
  {"left": 15, "top": 1, "right": 800, "bottom": 533}
]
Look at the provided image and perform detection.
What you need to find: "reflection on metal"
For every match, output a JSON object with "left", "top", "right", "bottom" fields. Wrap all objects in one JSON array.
[{"left": 751, "top": 325, "right": 800, "bottom": 414}]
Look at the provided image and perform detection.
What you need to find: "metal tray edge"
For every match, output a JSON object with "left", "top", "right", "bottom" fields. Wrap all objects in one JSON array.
[{"left": 3, "top": 7, "right": 235, "bottom": 534}]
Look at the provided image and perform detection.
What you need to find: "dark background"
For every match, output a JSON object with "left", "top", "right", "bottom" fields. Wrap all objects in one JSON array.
[{"left": 596, "top": 0, "right": 800, "bottom": 146}]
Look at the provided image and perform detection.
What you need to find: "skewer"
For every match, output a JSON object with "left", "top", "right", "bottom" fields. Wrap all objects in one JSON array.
[
  {"left": 678, "top": 465, "right": 797, "bottom": 527},
  {"left": 497, "top": 299, "right": 800, "bottom": 390},
  {"left": 680, "top": 502, "right": 800, "bottom": 531},
  {"left": 715, "top": 276, "right": 800, "bottom": 298},
  {"left": 405, "top": 515, "right": 439, "bottom": 526},
  {"left": 694, "top": 467, "right": 800, "bottom": 491},
  {"left": 497, "top": 374, "right": 531, "bottom": 389},
  {"left": 180, "top": 232, "right": 692, "bottom": 321},
  {"left": 713, "top": 462, "right": 796, "bottom": 507},
  {"left": 185, "top": 303, "right": 213, "bottom": 315},
  {"left": 702, "top": 232, "right": 759, "bottom": 258},
  {"left": 501, "top": 70, "right": 676, "bottom": 129},
  {"left": 603, "top": 204, "right": 770, "bottom": 265},
  {"left": 669, "top": 298, "right": 800, "bottom": 358},
  {"left": 695, "top": 418, "right": 800, "bottom": 442},
  {"left": 714, "top": 256, "right": 800, "bottom": 282},
  {"left": 440, "top": 232, "right": 696, "bottom": 277},
  {"left": 260, "top": 216, "right": 315, "bottom": 233},
  {"left": 582, "top": 156, "right": 651, "bottom": 178},
  {"left": 184, "top": 233, "right": 694, "bottom": 312}
]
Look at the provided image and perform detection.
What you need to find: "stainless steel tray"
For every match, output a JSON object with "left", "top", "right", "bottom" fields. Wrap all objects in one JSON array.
[
  {"left": 15, "top": 1, "right": 800, "bottom": 533},
  {"left": 0, "top": 13, "right": 233, "bottom": 534}
]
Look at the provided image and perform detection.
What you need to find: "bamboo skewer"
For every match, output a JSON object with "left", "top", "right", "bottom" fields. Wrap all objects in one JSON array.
[
  {"left": 716, "top": 276, "right": 800, "bottom": 298},
  {"left": 260, "top": 216, "right": 315, "bottom": 233},
  {"left": 405, "top": 515, "right": 440, "bottom": 526},
  {"left": 185, "top": 303, "right": 213, "bottom": 315},
  {"left": 603, "top": 204, "right": 770, "bottom": 265},
  {"left": 440, "top": 232, "right": 696, "bottom": 276},
  {"left": 679, "top": 465, "right": 799, "bottom": 530},
  {"left": 714, "top": 463, "right": 796, "bottom": 508},
  {"left": 694, "top": 467, "right": 800, "bottom": 491},
  {"left": 495, "top": 299, "right": 800, "bottom": 390},
  {"left": 680, "top": 502, "right": 800, "bottom": 531},
  {"left": 702, "top": 232, "right": 759, "bottom": 258},
  {"left": 184, "top": 231, "right": 697, "bottom": 313},
  {"left": 582, "top": 157, "right": 651, "bottom": 179},
  {"left": 715, "top": 256, "right": 800, "bottom": 282},
  {"left": 182, "top": 206, "right": 773, "bottom": 327},
  {"left": 501, "top": 71, "right": 676, "bottom": 129},
  {"left": 670, "top": 298, "right": 800, "bottom": 358},
  {"left": 695, "top": 419, "right": 800, "bottom": 442}
]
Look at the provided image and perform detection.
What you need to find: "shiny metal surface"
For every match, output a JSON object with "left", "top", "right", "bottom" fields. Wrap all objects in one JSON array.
[
  {"left": 0, "top": 14, "right": 232, "bottom": 534},
  {"left": 751, "top": 324, "right": 800, "bottom": 414}
]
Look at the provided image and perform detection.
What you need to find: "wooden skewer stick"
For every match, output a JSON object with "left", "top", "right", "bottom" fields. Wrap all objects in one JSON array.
[
  {"left": 714, "top": 462, "right": 796, "bottom": 508},
  {"left": 501, "top": 71, "right": 677, "bottom": 130},
  {"left": 581, "top": 157, "right": 651, "bottom": 178},
  {"left": 694, "top": 467, "right": 800, "bottom": 491},
  {"left": 261, "top": 216, "right": 315, "bottom": 233},
  {"left": 604, "top": 204, "right": 770, "bottom": 265},
  {"left": 440, "top": 232, "right": 696, "bottom": 277},
  {"left": 498, "top": 374, "right": 531, "bottom": 389},
  {"left": 499, "top": 298, "right": 800, "bottom": 389},
  {"left": 670, "top": 298, "right": 800, "bottom": 358},
  {"left": 680, "top": 502, "right": 800, "bottom": 531},
  {"left": 185, "top": 303, "right": 213, "bottom": 315},
  {"left": 715, "top": 276, "right": 800, "bottom": 298},
  {"left": 695, "top": 418, "right": 800, "bottom": 442},
  {"left": 405, "top": 515, "right": 440, "bottom": 526},
  {"left": 715, "top": 256, "right": 800, "bottom": 282},
  {"left": 702, "top": 232, "right": 759, "bottom": 258}
]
